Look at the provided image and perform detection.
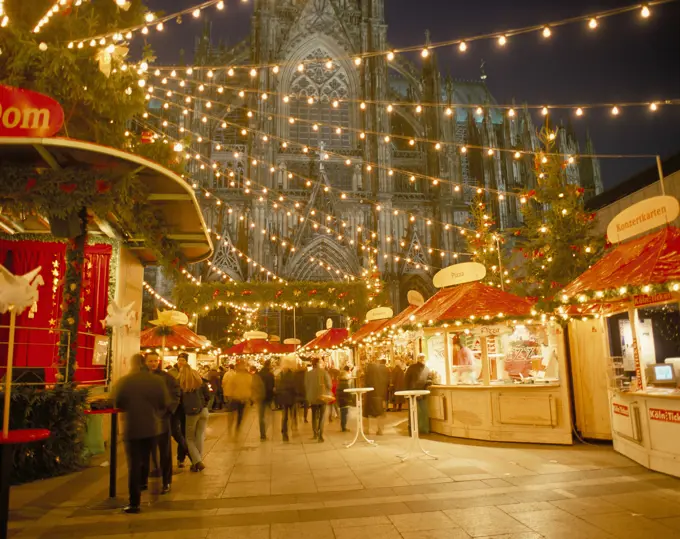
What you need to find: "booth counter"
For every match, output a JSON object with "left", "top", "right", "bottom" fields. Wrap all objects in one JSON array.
[{"left": 427, "top": 322, "right": 572, "bottom": 445}]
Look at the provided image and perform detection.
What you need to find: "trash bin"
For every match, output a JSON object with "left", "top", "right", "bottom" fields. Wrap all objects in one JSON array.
[{"left": 83, "top": 413, "right": 105, "bottom": 456}]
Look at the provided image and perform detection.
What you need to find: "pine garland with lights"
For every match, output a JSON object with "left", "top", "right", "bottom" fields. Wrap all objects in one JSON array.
[
  {"left": 512, "top": 128, "right": 604, "bottom": 305},
  {"left": 465, "top": 194, "right": 511, "bottom": 289}
]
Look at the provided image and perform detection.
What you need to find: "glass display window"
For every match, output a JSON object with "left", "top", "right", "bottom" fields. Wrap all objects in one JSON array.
[
  {"left": 448, "top": 331, "right": 483, "bottom": 385},
  {"left": 491, "top": 324, "right": 559, "bottom": 384}
]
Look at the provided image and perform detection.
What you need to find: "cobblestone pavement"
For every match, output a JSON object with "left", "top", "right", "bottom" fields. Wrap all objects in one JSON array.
[{"left": 8, "top": 407, "right": 680, "bottom": 539}]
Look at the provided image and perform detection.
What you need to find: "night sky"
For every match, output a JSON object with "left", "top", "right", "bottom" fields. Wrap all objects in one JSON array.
[{"left": 144, "top": 0, "right": 680, "bottom": 191}]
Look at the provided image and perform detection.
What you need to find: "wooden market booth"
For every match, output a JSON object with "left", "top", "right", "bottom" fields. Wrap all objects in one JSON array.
[
  {"left": 399, "top": 270, "right": 572, "bottom": 445},
  {"left": 298, "top": 326, "right": 352, "bottom": 369},
  {"left": 562, "top": 217, "right": 680, "bottom": 476},
  {"left": 140, "top": 324, "right": 213, "bottom": 370}
]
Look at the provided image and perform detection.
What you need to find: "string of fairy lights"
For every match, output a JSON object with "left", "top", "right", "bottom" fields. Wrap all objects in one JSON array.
[
  {"left": 136, "top": 111, "right": 472, "bottom": 272},
  {"left": 142, "top": 280, "right": 177, "bottom": 309},
  {"left": 150, "top": 68, "right": 678, "bottom": 119}
]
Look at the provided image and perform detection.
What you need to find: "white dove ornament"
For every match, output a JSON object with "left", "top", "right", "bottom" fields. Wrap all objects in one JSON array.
[
  {"left": 104, "top": 301, "right": 136, "bottom": 329},
  {"left": 0, "top": 265, "right": 44, "bottom": 316}
]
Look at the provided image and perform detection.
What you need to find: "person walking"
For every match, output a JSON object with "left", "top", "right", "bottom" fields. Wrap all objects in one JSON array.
[
  {"left": 179, "top": 363, "right": 211, "bottom": 472},
  {"left": 305, "top": 358, "right": 332, "bottom": 442},
  {"left": 254, "top": 360, "right": 275, "bottom": 440},
  {"left": 404, "top": 353, "right": 433, "bottom": 435},
  {"left": 364, "top": 359, "right": 389, "bottom": 435},
  {"left": 337, "top": 365, "right": 353, "bottom": 432},
  {"left": 207, "top": 367, "right": 222, "bottom": 411},
  {"left": 294, "top": 363, "right": 308, "bottom": 423},
  {"left": 143, "top": 352, "right": 182, "bottom": 495},
  {"left": 222, "top": 361, "right": 252, "bottom": 433},
  {"left": 113, "top": 354, "right": 170, "bottom": 514},
  {"left": 276, "top": 355, "right": 298, "bottom": 442},
  {"left": 390, "top": 359, "right": 406, "bottom": 412}
]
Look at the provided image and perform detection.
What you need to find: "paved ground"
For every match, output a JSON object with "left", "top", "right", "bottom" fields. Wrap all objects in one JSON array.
[{"left": 7, "top": 406, "right": 680, "bottom": 539}]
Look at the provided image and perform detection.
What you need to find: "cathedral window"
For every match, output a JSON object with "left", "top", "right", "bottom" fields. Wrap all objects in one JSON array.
[{"left": 288, "top": 48, "right": 352, "bottom": 148}]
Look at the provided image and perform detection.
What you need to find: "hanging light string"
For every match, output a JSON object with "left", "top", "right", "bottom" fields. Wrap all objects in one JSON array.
[
  {"left": 143, "top": 280, "right": 178, "bottom": 309},
  {"left": 62, "top": 0, "right": 226, "bottom": 48},
  {"left": 0, "top": 0, "right": 8, "bottom": 27},
  {"left": 139, "top": 107, "right": 478, "bottom": 264},
  {"left": 148, "top": 1, "right": 670, "bottom": 71},
  {"left": 33, "top": 0, "right": 91, "bottom": 33},
  {"left": 135, "top": 117, "right": 461, "bottom": 278},
  {"left": 150, "top": 69, "right": 679, "bottom": 117}
]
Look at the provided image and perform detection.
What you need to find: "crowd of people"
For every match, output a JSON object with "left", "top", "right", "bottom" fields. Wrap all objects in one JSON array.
[{"left": 112, "top": 351, "right": 433, "bottom": 514}]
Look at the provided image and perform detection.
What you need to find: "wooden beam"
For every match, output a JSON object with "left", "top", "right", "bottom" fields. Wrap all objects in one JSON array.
[{"left": 32, "top": 144, "right": 61, "bottom": 170}]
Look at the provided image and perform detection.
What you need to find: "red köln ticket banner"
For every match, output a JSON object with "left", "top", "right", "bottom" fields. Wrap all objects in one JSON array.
[
  {"left": 649, "top": 408, "right": 680, "bottom": 424},
  {"left": 613, "top": 403, "right": 629, "bottom": 417}
]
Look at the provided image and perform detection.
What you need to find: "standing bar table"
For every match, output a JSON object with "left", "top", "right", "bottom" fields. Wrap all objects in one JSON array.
[
  {"left": 344, "top": 387, "right": 376, "bottom": 448},
  {"left": 394, "top": 390, "right": 437, "bottom": 462},
  {"left": 0, "top": 429, "right": 50, "bottom": 539},
  {"left": 84, "top": 408, "right": 124, "bottom": 509}
]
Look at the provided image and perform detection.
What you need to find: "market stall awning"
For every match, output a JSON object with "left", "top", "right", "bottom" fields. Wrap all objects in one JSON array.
[
  {"left": 140, "top": 325, "right": 211, "bottom": 349},
  {"left": 222, "top": 339, "right": 293, "bottom": 356},
  {"left": 300, "top": 328, "right": 349, "bottom": 351},
  {"left": 379, "top": 305, "right": 419, "bottom": 333},
  {"left": 346, "top": 319, "right": 391, "bottom": 344},
  {"left": 561, "top": 226, "right": 680, "bottom": 299},
  {"left": 0, "top": 137, "right": 213, "bottom": 264},
  {"left": 404, "top": 282, "right": 535, "bottom": 325}
]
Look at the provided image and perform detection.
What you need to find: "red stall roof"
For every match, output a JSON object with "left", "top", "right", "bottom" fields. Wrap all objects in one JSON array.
[
  {"left": 347, "top": 319, "right": 391, "bottom": 344},
  {"left": 301, "top": 328, "right": 349, "bottom": 351},
  {"left": 140, "top": 325, "right": 210, "bottom": 349},
  {"left": 403, "top": 282, "right": 535, "bottom": 326},
  {"left": 223, "top": 339, "right": 293, "bottom": 356},
  {"left": 561, "top": 226, "right": 680, "bottom": 299}
]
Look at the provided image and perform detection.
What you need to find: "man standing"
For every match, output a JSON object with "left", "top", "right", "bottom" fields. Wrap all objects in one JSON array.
[
  {"left": 143, "top": 352, "right": 183, "bottom": 495},
  {"left": 364, "top": 359, "right": 389, "bottom": 435},
  {"left": 276, "top": 355, "right": 298, "bottom": 442},
  {"left": 114, "top": 354, "right": 170, "bottom": 514},
  {"left": 305, "top": 358, "right": 332, "bottom": 442},
  {"left": 254, "top": 360, "right": 275, "bottom": 441},
  {"left": 172, "top": 352, "right": 190, "bottom": 467},
  {"left": 404, "top": 353, "right": 432, "bottom": 435},
  {"left": 390, "top": 359, "right": 406, "bottom": 412}
]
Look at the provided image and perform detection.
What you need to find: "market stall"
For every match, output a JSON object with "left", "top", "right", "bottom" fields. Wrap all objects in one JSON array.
[
  {"left": 140, "top": 323, "right": 212, "bottom": 369},
  {"left": 560, "top": 197, "right": 680, "bottom": 476},
  {"left": 298, "top": 323, "right": 351, "bottom": 369},
  {"left": 347, "top": 307, "right": 394, "bottom": 367},
  {"left": 220, "top": 331, "right": 294, "bottom": 368},
  {"left": 400, "top": 264, "right": 572, "bottom": 445}
]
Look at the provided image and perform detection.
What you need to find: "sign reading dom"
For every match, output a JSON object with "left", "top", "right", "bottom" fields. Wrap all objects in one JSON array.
[{"left": 0, "top": 85, "right": 65, "bottom": 138}]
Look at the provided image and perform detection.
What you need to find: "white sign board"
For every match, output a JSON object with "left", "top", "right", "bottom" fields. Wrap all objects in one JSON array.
[
  {"left": 366, "top": 306, "right": 393, "bottom": 321},
  {"left": 607, "top": 195, "right": 679, "bottom": 244},
  {"left": 244, "top": 330, "right": 267, "bottom": 340},
  {"left": 407, "top": 290, "right": 425, "bottom": 306},
  {"left": 283, "top": 338, "right": 301, "bottom": 345},
  {"left": 432, "top": 262, "right": 486, "bottom": 288},
  {"left": 326, "top": 318, "right": 333, "bottom": 329}
]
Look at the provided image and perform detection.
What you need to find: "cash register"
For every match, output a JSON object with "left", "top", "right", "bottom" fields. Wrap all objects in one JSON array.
[{"left": 646, "top": 363, "right": 678, "bottom": 389}]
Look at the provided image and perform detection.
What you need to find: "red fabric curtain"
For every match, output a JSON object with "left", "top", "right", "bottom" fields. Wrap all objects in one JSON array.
[{"left": 0, "top": 240, "right": 112, "bottom": 385}]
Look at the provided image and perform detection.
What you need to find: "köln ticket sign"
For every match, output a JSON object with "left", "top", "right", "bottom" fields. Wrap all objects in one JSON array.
[{"left": 0, "top": 85, "right": 65, "bottom": 138}]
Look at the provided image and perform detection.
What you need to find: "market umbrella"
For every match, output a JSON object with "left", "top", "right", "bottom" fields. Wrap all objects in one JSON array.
[
  {"left": 140, "top": 324, "right": 210, "bottom": 350},
  {"left": 560, "top": 226, "right": 680, "bottom": 300},
  {"left": 300, "top": 328, "right": 349, "bottom": 351},
  {"left": 222, "top": 339, "right": 293, "bottom": 356}
]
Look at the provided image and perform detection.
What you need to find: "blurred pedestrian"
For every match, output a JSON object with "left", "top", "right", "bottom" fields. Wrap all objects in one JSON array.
[
  {"left": 364, "top": 359, "right": 389, "bottom": 435},
  {"left": 173, "top": 352, "right": 190, "bottom": 468},
  {"left": 143, "top": 352, "right": 182, "bottom": 495},
  {"left": 305, "top": 358, "right": 332, "bottom": 442},
  {"left": 113, "top": 353, "right": 170, "bottom": 514},
  {"left": 404, "top": 353, "right": 432, "bottom": 435},
  {"left": 276, "top": 355, "right": 298, "bottom": 441},
  {"left": 390, "top": 359, "right": 406, "bottom": 412},
  {"left": 179, "top": 363, "right": 211, "bottom": 472},
  {"left": 294, "top": 363, "right": 308, "bottom": 423},
  {"left": 337, "top": 365, "right": 353, "bottom": 432},
  {"left": 207, "top": 367, "right": 222, "bottom": 411},
  {"left": 222, "top": 361, "right": 252, "bottom": 432},
  {"left": 253, "top": 360, "right": 275, "bottom": 440}
]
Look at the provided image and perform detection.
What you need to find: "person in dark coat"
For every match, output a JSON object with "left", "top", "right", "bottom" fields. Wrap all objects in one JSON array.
[
  {"left": 114, "top": 353, "right": 171, "bottom": 514},
  {"left": 404, "top": 353, "right": 433, "bottom": 434},
  {"left": 276, "top": 355, "right": 298, "bottom": 441},
  {"left": 336, "top": 365, "right": 354, "bottom": 432},
  {"left": 255, "top": 360, "right": 275, "bottom": 440},
  {"left": 294, "top": 364, "right": 308, "bottom": 423},
  {"left": 305, "top": 358, "right": 332, "bottom": 442},
  {"left": 363, "top": 359, "right": 389, "bottom": 434},
  {"left": 143, "top": 352, "right": 184, "bottom": 495},
  {"left": 390, "top": 359, "right": 406, "bottom": 411}
]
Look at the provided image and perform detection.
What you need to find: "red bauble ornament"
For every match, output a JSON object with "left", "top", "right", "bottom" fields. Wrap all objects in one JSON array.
[
  {"left": 60, "top": 183, "right": 77, "bottom": 194},
  {"left": 25, "top": 178, "right": 37, "bottom": 192},
  {"left": 308, "top": 289, "right": 318, "bottom": 296},
  {"left": 212, "top": 290, "right": 220, "bottom": 299},
  {"left": 242, "top": 290, "right": 253, "bottom": 296},
  {"left": 96, "top": 180, "right": 111, "bottom": 193},
  {"left": 275, "top": 289, "right": 283, "bottom": 299}
]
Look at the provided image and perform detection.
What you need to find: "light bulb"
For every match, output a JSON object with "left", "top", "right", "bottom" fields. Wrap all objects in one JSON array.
[
  {"left": 641, "top": 5, "right": 650, "bottom": 18},
  {"left": 387, "top": 51, "right": 395, "bottom": 61},
  {"left": 588, "top": 18, "right": 598, "bottom": 29},
  {"left": 650, "top": 102, "right": 658, "bottom": 111},
  {"left": 459, "top": 41, "right": 467, "bottom": 52},
  {"left": 542, "top": 26, "right": 551, "bottom": 38},
  {"left": 498, "top": 35, "right": 507, "bottom": 46},
  {"left": 612, "top": 106, "right": 620, "bottom": 115},
  {"left": 192, "top": 8, "right": 201, "bottom": 18},
  {"left": 354, "top": 57, "right": 362, "bottom": 65},
  {"left": 541, "top": 106, "right": 549, "bottom": 116},
  {"left": 421, "top": 48, "right": 429, "bottom": 58},
  {"left": 576, "top": 107, "right": 584, "bottom": 116}
]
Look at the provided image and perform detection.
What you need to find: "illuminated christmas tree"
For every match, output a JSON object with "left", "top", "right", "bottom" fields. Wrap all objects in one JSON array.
[
  {"left": 512, "top": 127, "right": 604, "bottom": 302},
  {"left": 464, "top": 194, "right": 511, "bottom": 289}
]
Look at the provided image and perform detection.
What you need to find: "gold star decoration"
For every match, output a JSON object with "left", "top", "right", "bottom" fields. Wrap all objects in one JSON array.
[
  {"left": 85, "top": 322, "right": 92, "bottom": 329},
  {"left": 84, "top": 305, "right": 91, "bottom": 312},
  {"left": 48, "top": 318, "right": 56, "bottom": 326},
  {"left": 52, "top": 260, "right": 59, "bottom": 269}
]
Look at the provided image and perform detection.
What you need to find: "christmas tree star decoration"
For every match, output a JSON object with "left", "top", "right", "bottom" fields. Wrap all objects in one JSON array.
[
  {"left": 150, "top": 309, "right": 189, "bottom": 327},
  {"left": 103, "top": 301, "right": 136, "bottom": 329},
  {"left": 0, "top": 265, "right": 44, "bottom": 317}
]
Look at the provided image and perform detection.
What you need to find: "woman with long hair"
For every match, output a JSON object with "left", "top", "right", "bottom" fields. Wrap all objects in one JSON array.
[{"left": 178, "top": 363, "right": 210, "bottom": 471}]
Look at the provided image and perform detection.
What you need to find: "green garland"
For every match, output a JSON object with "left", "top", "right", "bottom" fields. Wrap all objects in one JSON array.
[
  {"left": 0, "top": 166, "right": 187, "bottom": 277},
  {"left": 174, "top": 280, "right": 389, "bottom": 326}
]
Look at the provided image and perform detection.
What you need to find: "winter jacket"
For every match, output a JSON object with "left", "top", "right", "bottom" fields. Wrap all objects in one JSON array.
[
  {"left": 183, "top": 382, "right": 211, "bottom": 415},
  {"left": 305, "top": 366, "right": 332, "bottom": 405},
  {"left": 114, "top": 370, "right": 171, "bottom": 440},
  {"left": 222, "top": 370, "right": 252, "bottom": 402},
  {"left": 336, "top": 373, "right": 354, "bottom": 408},
  {"left": 153, "top": 368, "right": 181, "bottom": 431},
  {"left": 294, "top": 368, "right": 307, "bottom": 403},
  {"left": 404, "top": 362, "right": 432, "bottom": 391},
  {"left": 275, "top": 370, "right": 297, "bottom": 407},
  {"left": 257, "top": 366, "right": 276, "bottom": 402}
]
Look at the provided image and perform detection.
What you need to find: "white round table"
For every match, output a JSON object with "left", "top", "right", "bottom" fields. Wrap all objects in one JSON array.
[
  {"left": 343, "top": 387, "right": 377, "bottom": 448},
  {"left": 394, "top": 389, "right": 437, "bottom": 462}
]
